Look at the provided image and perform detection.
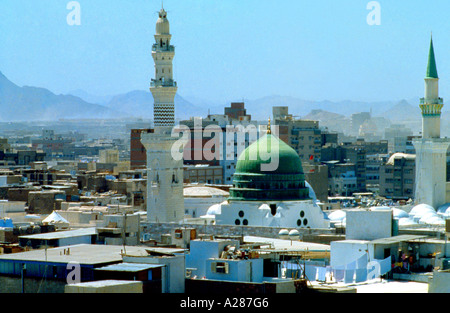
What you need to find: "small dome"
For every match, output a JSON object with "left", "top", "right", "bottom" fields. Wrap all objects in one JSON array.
[
  {"left": 156, "top": 9, "right": 170, "bottom": 35},
  {"left": 437, "top": 203, "right": 450, "bottom": 215},
  {"left": 427, "top": 216, "right": 445, "bottom": 226},
  {"left": 184, "top": 186, "right": 229, "bottom": 198},
  {"left": 410, "top": 204, "right": 435, "bottom": 217},
  {"left": 419, "top": 212, "right": 439, "bottom": 224},
  {"left": 328, "top": 210, "right": 346, "bottom": 221},
  {"left": 392, "top": 208, "right": 409, "bottom": 219},
  {"left": 369, "top": 206, "right": 391, "bottom": 211},
  {"left": 398, "top": 217, "right": 417, "bottom": 226},
  {"left": 205, "top": 202, "right": 225, "bottom": 216},
  {"left": 409, "top": 203, "right": 435, "bottom": 216},
  {"left": 288, "top": 229, "right": 300, "bottom": 237},
  {"left": 278, "top": 229, "right": 289, "bottom": 236},
  {"left": 305, "top": 181, "right": 317, "bottom": 203}
]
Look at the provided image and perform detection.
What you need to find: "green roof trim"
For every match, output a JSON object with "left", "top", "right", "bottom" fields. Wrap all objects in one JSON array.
[{"left": 426, "top": 36, "right": 438, "bottom": 79}]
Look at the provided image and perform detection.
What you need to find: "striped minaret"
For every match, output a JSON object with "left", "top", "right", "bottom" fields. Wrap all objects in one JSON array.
[
  {"left": 150, "top": 7, "right": 177, "bottom": 127},
  {"left": 141, "top": 6, "right": 185, "bottom": 223}
]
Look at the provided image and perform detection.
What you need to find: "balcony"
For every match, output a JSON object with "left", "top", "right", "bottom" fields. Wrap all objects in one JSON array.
[
  {"left": 150, "top": 79, "right": 177, "bottom": 88},
  {"left": 419, "top": 97, "right": 443, "bottom": 105},
  {"left": 152, "top": 44, "right": 175, "bottom": 52}
]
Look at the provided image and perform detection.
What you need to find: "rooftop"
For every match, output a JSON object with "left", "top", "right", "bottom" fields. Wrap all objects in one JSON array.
[
  {"left": 94, "top": 262, "right": 164, "bottom": 273},
  {"left": 0, "top": 244, "right": 149, "bottom": 265},
  {"left": 18, "top": 227, "right": 97, "bottom": 241}
]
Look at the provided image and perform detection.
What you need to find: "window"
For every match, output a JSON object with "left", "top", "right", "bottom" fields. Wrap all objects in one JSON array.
[{"left": 212, "top": 262, "right": 229, "bottom": 274}]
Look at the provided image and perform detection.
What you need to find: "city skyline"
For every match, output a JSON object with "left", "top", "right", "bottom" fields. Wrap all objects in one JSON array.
[{"left": 2, "top": 1, "right": 450, "bottom": 105}]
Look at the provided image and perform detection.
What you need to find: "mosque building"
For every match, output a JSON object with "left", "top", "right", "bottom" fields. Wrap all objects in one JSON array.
[{"left": 208, "top": 121, "right": 330, "bottom": 228}]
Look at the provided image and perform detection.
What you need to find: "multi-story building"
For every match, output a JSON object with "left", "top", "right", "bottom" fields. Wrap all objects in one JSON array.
[
  {"left": 183, "top": 165, "right": 223, "bottom": 185},
  {"left": 130, "top": 129, "right": 148, "bottom": 170},
  {"left": 273, "top": 107, "right": 322, "bottom": 164},
  {"left": 379, "top": 153, "right": 415, "bottom": 200}
]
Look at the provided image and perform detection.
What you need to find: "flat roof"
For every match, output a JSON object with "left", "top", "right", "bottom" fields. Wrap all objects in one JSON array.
[
  {"left": 0, "top": 244, "right": 150, "bottom": 265},
  {"left": 18, "top": 227, "right": 97, "bottom": 241},
  {"left": 67, "top": 280, "right": 142, "bottom": 288},
  {"left": 370, "top": 235, "right": 427, "bottom": 245},
  {"left": 244, "top": 236, "right": 330, "bottom": 252},
  {"left": 94, "top": 263, "right": 164, "bottom": 272}
]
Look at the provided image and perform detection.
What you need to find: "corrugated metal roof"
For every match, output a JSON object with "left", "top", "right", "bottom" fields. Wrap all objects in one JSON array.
[
  {"left": 370, "top": 235, "right": 427, "bottom": 245},
  {"left": 94, "top": 262, "right": 164, "bottom": 272},
  {"left": 19, "top": 227, "right": 97, "bottom": 240}
]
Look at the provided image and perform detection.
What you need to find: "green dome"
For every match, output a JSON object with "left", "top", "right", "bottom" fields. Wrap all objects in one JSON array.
[{"left": 229, "top": 133, "right": 310, "bottom": 201}]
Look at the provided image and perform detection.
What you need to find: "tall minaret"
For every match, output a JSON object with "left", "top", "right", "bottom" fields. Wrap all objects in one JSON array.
[
  {"left": 420, "top": 35, "right": 442, "bottom": 138},
  {"left": 150, "top": 7, "right": 177, "bottom": 127},
  {"left": 141, "top": 6, "right": 185, "bottom": 223},
  {"left": 413, "top": 35, "right": 450, "bottom": 209}
]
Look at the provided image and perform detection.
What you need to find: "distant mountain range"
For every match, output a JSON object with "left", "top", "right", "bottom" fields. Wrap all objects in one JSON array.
[
  {"left": 0, "top": 72, "right": 124, "bottom": 121},
  {"left": 0, "top": 71, "right": 431, "bottom": 123}
]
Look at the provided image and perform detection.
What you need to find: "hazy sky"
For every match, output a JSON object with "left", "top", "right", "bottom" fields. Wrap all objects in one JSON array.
[{"left": 1, "top": 0, "right": 450, "bottom": 103}]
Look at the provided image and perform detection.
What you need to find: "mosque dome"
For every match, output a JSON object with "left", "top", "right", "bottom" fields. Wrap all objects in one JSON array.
[
  {"left": 156, "top": 8, "right": 170, "bottom": 35},
  {"left": 327, "top": 210, "right": 346, "bottom": 221},
  {"left": 437, "top": 203, "right": 450, "bottom": 216},
  {"left": 409, "top": 203, "right": 436, "bottom": 217},
  {"left": 392, "top": 208, "right": 409, "bottom": 219},
  {"left": 229, "top": 133, "right": 310, "bottom": 201}
]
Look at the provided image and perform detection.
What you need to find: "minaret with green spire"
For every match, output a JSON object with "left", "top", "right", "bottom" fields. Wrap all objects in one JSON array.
[
  {"left": 420, "top": 34, "right": 443, "bottom": 138},
  {"left": 426, "top": 35, "right": 438, "bottom": 79},
  {"left": 413, "top": 34, "right": 450, "bottom": 210}
]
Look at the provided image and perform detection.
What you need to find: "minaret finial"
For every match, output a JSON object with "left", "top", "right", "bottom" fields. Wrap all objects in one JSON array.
[{"left": 267, "top": 118, "right": 271, "bottom": 134}]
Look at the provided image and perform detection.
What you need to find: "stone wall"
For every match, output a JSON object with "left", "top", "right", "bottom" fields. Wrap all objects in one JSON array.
[
  {"left": 0, "top": 275, "right": 66, "bottom": 293},
  {"left": 143, "top": 222, "right": 336, "bottom": 242}
]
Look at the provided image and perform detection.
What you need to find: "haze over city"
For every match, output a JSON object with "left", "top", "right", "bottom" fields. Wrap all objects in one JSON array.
[{"left": 2, "top": 0, "right": 450, "bottom": 105}]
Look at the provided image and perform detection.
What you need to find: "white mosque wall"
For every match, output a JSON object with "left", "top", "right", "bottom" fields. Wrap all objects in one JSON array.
[
  {"left": 184, "top": 196, "right": 227, "bottom": 218},
  {"left": 345, "top": 210, "right": 393, "bottom": 241},
  {"left": 215, "top": 200, "right": 330, "bottom": 229}
]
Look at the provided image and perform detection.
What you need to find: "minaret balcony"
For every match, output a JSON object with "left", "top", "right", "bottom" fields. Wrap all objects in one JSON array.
[
  {"left": 150, "top": 79, "right": 177, "bottom": 87},
  {"left": 419, "top": 97, "right": 443, "bottom": 105},
  {"left": 152, "top": 44, "right": 175, "bottom": 52}
]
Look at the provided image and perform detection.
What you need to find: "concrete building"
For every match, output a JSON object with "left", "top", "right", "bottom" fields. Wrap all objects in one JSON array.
[
  {"left": 123, "top": 247, "right": 186, "bottom": 293},
  {"left": 130, "top": 129, "right": 148, "bottom": 170},
  {"left": 0, "top": 244, "right": 153, "bottom": 293},
  {"left": 385, "top": 124, "right": 414, "bottom": 153},
  {"left": 379, "top": 153, "right": 415, "bottom": 200},
  {"left": 224, "top": 102, "right": 251, "bottom": 121},
  {"left": 99, "top": 149, "right": 119, "bottom": 164},
  {"left": 183, "top": 164, "right": 223, "bottom": 185},
  {"left": 273, "top": 107, "right": 322, "bottom": 164}
]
